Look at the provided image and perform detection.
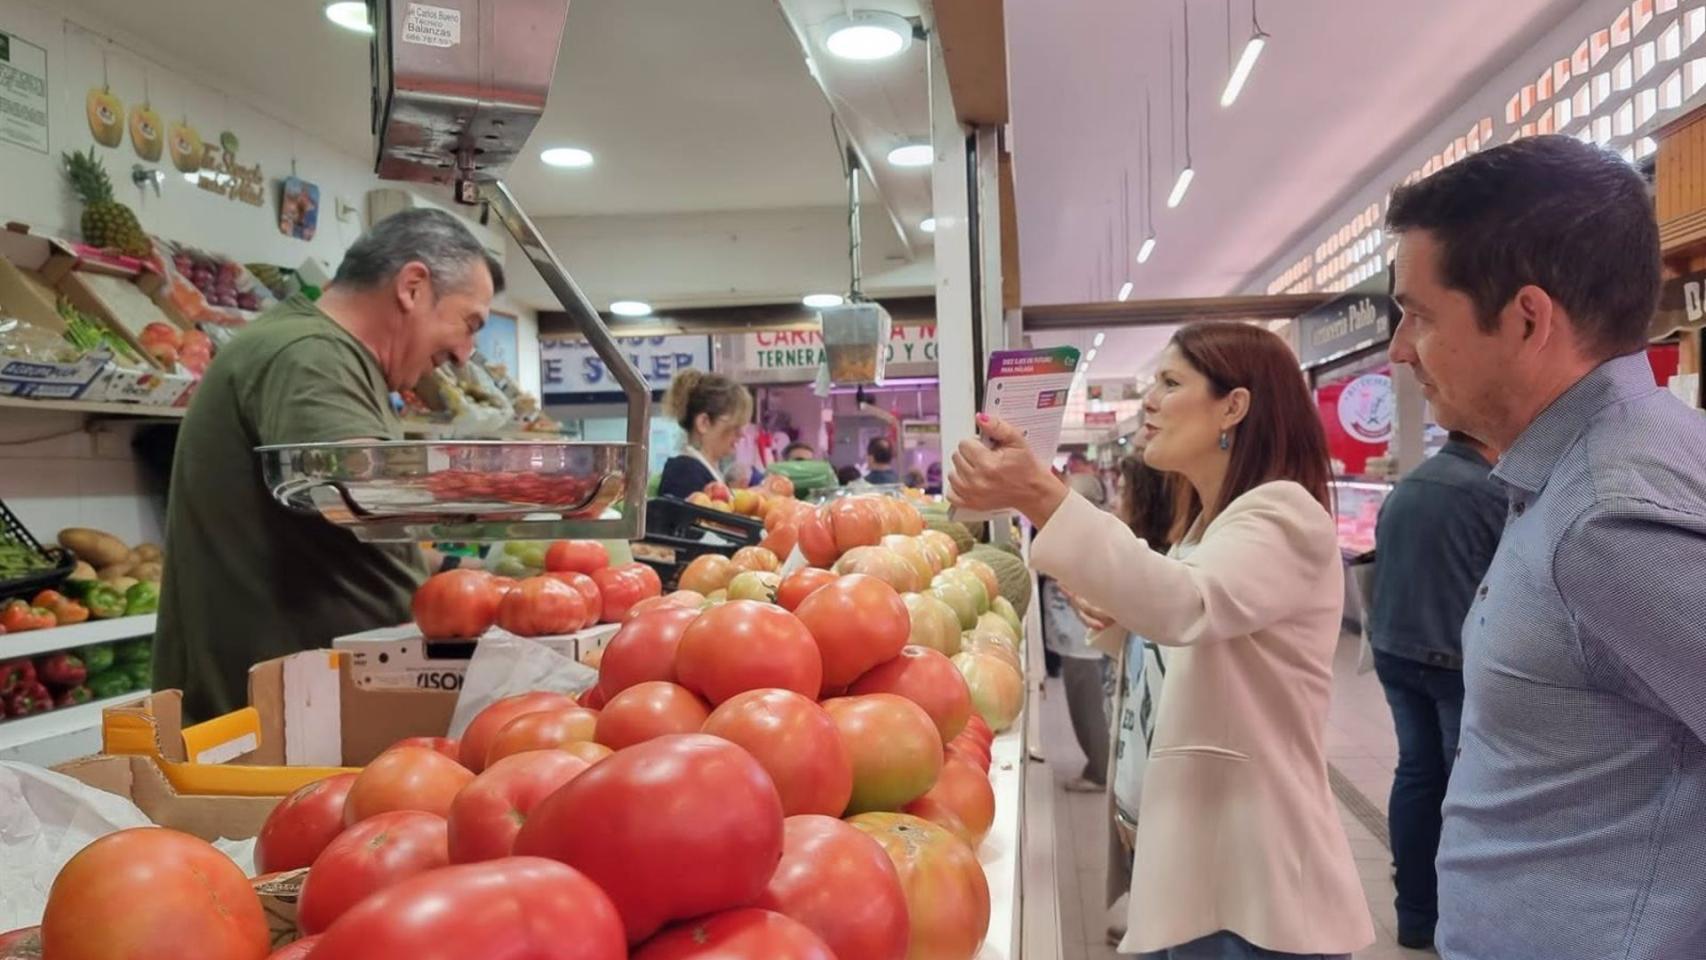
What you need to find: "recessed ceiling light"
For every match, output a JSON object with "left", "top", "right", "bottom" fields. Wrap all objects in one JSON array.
[
  {"left": 802, "top": 293, "right": 844, "bottom": 308},
  {"left": 324, "top": 1, "right": 373, "bottom": 34},
  {"left": 610, "top": 300, "right": 652, "bottom": 317},
  {"left": 825, "top": 11, "right": 913, "bottom": 61},
  {"left": 887, "top": 143, "right": 933, "bottom": 167},
  {"left": 541, "top": 147, "right": 595, "bottom": 169},
  {"left": 919, "top": 217, "right": 937, "bottom": 233}
]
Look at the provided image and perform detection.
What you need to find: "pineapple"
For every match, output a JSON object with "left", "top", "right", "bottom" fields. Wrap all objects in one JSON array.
[{"left": 62, "top": 148, "right": 150, "bottom": 257}]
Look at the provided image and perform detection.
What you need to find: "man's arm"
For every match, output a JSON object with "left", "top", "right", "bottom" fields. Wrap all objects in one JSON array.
[
  {"left": 1556, "top": 502, "right": 1706, "bottom": 740},
  {"left": 249, "top": 338, "right": 390, "bottom": 445}
]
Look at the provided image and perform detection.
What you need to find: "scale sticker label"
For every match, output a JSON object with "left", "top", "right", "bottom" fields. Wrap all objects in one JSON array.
[{"left": 402, "top": 3, "right": 462, "bottom": 47}]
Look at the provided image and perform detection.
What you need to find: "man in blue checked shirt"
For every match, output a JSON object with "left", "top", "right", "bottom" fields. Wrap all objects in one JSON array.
[{"left": 1385, "top": 134, "right": 1706, "bottom": 960}]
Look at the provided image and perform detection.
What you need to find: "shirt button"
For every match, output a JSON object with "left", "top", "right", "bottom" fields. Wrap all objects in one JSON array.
[
  {"left": 1478, "top": 584, "right": 1489, "bottom": 600},
  {"left": 1514, "top": 502, "right": 1526, "bottom": 517}
]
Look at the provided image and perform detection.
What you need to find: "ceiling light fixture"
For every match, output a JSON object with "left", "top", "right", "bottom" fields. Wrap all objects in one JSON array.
[
  {"left": 887, "top": 143, "right": 933, "bottom": 167},
  {"left": 824, "top": 11, "right": 913, "bottom": 61},
  {"left": 1167, "top": 168, "right": 1194, "bottom": 208},
  {"left": 802, "top": 293, "right": 845, "bottom": 308},
  {"left": 919, "top": 217, "right": 937, "bottom": 233},
  {"left": 1117, "top": 281, "right": 1133, "bottom": 301},
  {"left": 540, "top": 146, "right": 594, "bottom": 168},
  {"left": 1138, "top": 236, "right": 1157, "bottom": 263},
  {"left": 1220, "top": 21, "right": 1268, "bottom": 106},
  {"left": 324, "top": 1, "right": 374, "bottom": 34},
  {"left": 609, "top": 300, "right": 653, "bottom": 317},
  {"left": 1168, "top": 0, "right": 1195, "bottom": 209},
  {"left": 1093, "top": 332, "right": 1107, "bottom": 347},
  {"left": 1087, "top": 348, "right": 1099, "bottom": 363}
]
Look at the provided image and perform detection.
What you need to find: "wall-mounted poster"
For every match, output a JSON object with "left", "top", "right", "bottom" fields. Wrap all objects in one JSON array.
[
  {"left": 476, "top": 311, "right": 519, "bottom": 380},
  {"left": 0, "top": 30, "right": 48, "bottom": 153},
  {"left": 279, "top": 176, "right": 320, "bottom": 240}
]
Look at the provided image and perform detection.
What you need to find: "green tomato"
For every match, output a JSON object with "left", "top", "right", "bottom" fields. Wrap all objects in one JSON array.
[
  {"left": 929, "top": 578, "right": 979, "bottom": 631},
  {"left": 726, "top": 571, "right": 781, "bottom": 603}
]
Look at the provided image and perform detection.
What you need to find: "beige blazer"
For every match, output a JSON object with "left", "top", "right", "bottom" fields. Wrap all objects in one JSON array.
[{"left": 1032, "top": 480, "right": 1375, "bottom": 956}]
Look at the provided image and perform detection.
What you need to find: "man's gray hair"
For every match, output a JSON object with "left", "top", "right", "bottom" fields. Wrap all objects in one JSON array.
[{"left": 333, "top": 207, "right": 506, "bottom": 296}]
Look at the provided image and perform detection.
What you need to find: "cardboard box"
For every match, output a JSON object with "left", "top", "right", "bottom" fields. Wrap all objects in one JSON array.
[
  {"left": 82, "top": 359, "right": 194, "bottom": 406},
  {"left": 0, "top": 349, "right": 110, "bottom": 399},
  {"left": 248, "top": 649, "right": 459, "bottom": 768},
  {"left": 333, "top": 623, "right": 619, "bottom": 693}
]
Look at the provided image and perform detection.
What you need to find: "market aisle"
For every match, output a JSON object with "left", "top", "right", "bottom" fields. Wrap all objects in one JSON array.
[{"left": 1039, "top": 631, "right": 1431, "bottom": 960}]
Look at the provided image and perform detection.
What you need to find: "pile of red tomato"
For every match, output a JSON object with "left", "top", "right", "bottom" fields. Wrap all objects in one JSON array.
[
  {"left": 12, "top": 495, "right": 1021, "bottom": 960},
  {"left": 412, "top": 540, "right": 669, "bottom": 638}
]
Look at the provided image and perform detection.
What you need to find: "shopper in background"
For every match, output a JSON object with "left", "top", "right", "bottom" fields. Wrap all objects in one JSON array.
[
  {"left": 1039, "top": 569, "right": 1111, "bottom": 793},
  {"left": 1387, "top": 134, "right": 1706, "bottom": 960},
  {"left": 783, "top": 440, "right": 816, "bottom": 460},
  {"left": 948, "top": 321, "right": 1375, "bottom": 959},
  {"left": 835, "top": 464, "right": 863, "bottom": 486},
  {"left": 156, "top": 209, "right": 502, "bottom": 721},
  {"left": 864, "top": 436, "right": 900, "bottom": 484},
  {"left": 657, "top": 370, "right": 752, "bottom": 500},
  {"left": 1365, "top": 430, "right": 1504, "bottom": 950},
  {"left": 1064, "top": 451, "right": 1107, "bottom": 506}
]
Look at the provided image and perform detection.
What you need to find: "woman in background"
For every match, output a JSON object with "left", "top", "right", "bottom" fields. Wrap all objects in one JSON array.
[
  {"left": 948, "top": 321, "right": 1373, "bottom": 959},
  {"left": 657, "top": 370, "right": 751, "bottom": 500}
]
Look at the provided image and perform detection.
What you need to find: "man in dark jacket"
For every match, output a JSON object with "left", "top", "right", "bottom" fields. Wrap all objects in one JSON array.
[{"left": 1367, "top": 431, "right": 1504, "bottom": 949}]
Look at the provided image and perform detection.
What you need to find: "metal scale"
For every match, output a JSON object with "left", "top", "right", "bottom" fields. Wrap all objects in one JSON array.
[{"left": 259, "top": 0, "right": 650, "bottom": 543}]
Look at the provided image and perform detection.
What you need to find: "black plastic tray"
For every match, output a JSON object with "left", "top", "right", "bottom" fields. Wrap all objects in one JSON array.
[{"left": 0, "top": 499, "right": 75, "bottom": 602}]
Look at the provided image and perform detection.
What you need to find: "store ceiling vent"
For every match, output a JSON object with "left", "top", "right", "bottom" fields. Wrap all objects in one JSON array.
[{"left": 365, "top": 187, "right": 507, "bottom": 263}]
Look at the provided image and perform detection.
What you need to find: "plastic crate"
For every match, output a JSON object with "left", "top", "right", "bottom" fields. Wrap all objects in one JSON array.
[
  {"left": 636, "top": 497, "right": 764, "bottom": 589},
  {"left": 0, "top": 499, "right": 74, "bottom": 601}
]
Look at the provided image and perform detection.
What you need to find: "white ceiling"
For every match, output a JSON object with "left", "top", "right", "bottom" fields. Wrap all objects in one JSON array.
[{"left": 1006, "top": 0, "right": 1588, "bottom": 306}]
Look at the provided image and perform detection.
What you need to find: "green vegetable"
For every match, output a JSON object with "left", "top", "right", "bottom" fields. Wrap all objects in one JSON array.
[
  {"left": 83, "top": 584, "right": 126, "bottom": 619},
  {"left": 88, "top": 670, "right": 133, "bottom": 698},
  {"left": 82, "top": 644, "right": 115, "bottom": 673},
  {"left": 0, "top": 529, "right": 52, "bottom": 578},
  {"left": 123, "top": 661, "right": 152, "bottom": 691},
  {"left": 115, "top": 638, "right": 151, "bottom": 665},
  {"left": 123, "top": 580, "right": 159, "bottom": 615}
]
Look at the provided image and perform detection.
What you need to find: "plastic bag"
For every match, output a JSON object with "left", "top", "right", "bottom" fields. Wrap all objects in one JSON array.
[{"left": 447, "top": 634, "right": 598, "bottom": 738}]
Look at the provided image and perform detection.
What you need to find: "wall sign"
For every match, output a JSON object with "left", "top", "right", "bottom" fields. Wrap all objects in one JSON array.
[
  {"left": 1336, "top": 373, "right": 1394, "bottom": 443},
  {"left": 720, "top": 324, "right": 938, "bottom": 383},
  {"left": 0, "top": 30, "right": 49, "bottom": 154},
  {"left": 541, "top": 334, "right": 711, "bottom": 396},
  {"left": 1296, "top": 293, "right": 1394, "bottom": 369}
]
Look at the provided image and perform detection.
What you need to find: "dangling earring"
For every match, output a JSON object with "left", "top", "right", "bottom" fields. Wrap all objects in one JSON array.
[{"left": 1218, "top": 430, "right": 1230, "bottom": 451}]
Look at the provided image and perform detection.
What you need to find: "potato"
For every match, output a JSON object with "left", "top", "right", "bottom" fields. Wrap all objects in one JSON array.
[
  {"left": 99, "top": 561, "right": 136, "bottom": 581},
  {"left": 68, "top": 560, "right": 97, "bottom": 582},
  {"left": 134, "top": 543, "right": 163, "bottom": 562},
  {"left": 107, "top": 576, "right": 139, "bottom": 593},
  {"left": 58, "top": 528, "right": 131, "bottom": 567},
  {"left": 131, "top": 561, "right": 163, "bottom": 582}
]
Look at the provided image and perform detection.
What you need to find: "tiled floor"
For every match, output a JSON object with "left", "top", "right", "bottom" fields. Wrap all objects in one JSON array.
[{"left": 1041, "top": 632, "right": 1434, "bottom": 960}]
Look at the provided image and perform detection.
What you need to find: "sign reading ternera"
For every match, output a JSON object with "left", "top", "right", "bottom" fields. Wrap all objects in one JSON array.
[{"left": 1295, "top": 293, "right": 1394, "bottom": 369}]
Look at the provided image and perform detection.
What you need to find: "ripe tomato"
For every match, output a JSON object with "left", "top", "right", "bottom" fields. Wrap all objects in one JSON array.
[
  {"left": 344, "top": 746, "right": 473, "bottom": 824},
  {"left": 484, "top": 706, "right": 600, "bottom": 765},
  {"left": 624, "top": 591, "right": 704, "bottom": 621},
  {"left": 946, "top": 735, "right": 992, "bottom": 773},
  {"left": 594, "top": 681, "right": 711, "bottom": 749},
  {"left": 41, "top": 828, "right": 268, "bottom": 960},
  {"left": 823, "top": 694, "right": 943, "bottom": 814},
  {"left": 794, "top": 574, "right": 910, "bottom": 690},
  {"left": 881, "top": 534, "right": 937, "bottom": 586},
  {"left": 836, "top": 545, "right": 924, "bottom": 593},
  {"left": 903, "top": 592, "right": 965, "bottom": 656},
  {"left": 904, "top": 758, "right": 995, "bottom": 845},
  {"left": 678, "top": 554, "right": 736, "bottom": 595},
  {"left": 796, "top": 498, "right": 884, "bottom": 567},
  {"left": 562, "top": 740, "right": 614, "bottom": 764},
  {"left": 458, "top": 691, "right": 579, "bottom": 772},
  {"left": 595, "top": 605, "right": 701, "bottom": 697},
  {"left": 495, "top": 576, "right": 588, "bottom": 636},
  {"left": 255, "top": 772, "right": 357, "bottom": 873},
  {"left": 592, "top": 563, "right": 661, "bottom": 622},
  {"left": 701, "top": 689, "right": 852, "bottom": 817},
  {"left": 0, "top": 927, "right": 40, "bottom": 959},
  {"left": 951, "top": 651, "right": 1025, "bottom": 732},
  {"left": 758, "top": 521, "right": 798, "bottom": 562},
  {"left": 962, "top": 712, "right": 995, "bottom": 747},
  {"left": 263, "top": 935, "right": 318, "bottom": 960},
  {"left": 580, "top": 684, "right": 609, "bottom": 710},
  {"left": 297, "top": 810, "right": 448, "bottom": 934},
  {"left": 674, "top": 601, "right": 823, "bottom": 705},
  {"left": 388, "top": 736, "right": 461, "bottom": 763},
  {"left": 762, "top": 473, "right": 796, "bottom": 498},
  {"left": 755, "top": 815, "right": 910, "bottom": 960},
  {"left": 305, "top": 858, "right": 625, "bottom": 960},
  {"left": 546, "top": 539, "right": 610, "bottom": 574},
  {"left": 544, "top": 570, "right": 602, "bottom": 614},
  {"left": 447, "top": 750, "right": 592, "bottom": 863},
  {"left": 774, "top": 567, "right": 837, "bottom": 612},
  {"left": 849, "top": 645, "right": 973, "bottom": 742},
  {"left": 412, "top": 569, "right": 501, "bottom": 639},
  {"left": 729, "top": 546, "right": 780, "bottom": 574},
  {"left": 849, "top": 813, "right": 990, "bottom": 960},
  {"left": 632, "top": 909, "right": 834, "bottom": 960},
  {"left": 514, "top": 734, "right": 786, "bottom": 944}
]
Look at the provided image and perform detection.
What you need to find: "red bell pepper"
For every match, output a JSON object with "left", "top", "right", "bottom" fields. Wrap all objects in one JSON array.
[
  {"left": 55, "top": 685, "right": 93, "bottom": 707},
  {"left": 0, "top": 660, "right": 35, "bottom": 697},
  {"left": 4, "top": 680, "right": 52, "bottom": 717},
  {"left": 36, "top": 652, "right": 87, "bottom": 688}
]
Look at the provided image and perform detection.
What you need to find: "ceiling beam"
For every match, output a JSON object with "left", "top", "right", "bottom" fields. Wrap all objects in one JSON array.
[
  {"left": 1022, "top": 293, "right": 1334, "bottom": 330},
  {"left": 932, "top": 0, "right": 1009, "bottom": 125}
]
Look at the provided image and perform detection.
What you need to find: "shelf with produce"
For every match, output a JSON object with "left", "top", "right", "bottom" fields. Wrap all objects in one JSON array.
[
  {"left": 0, "top": 394, "right": 187, "bottom": 419},
  {"left": 0, "top": 613, "right": 155, "bottom": 660},
  {"left": 0, "top": 692, "right": 143, "bottom": 764}
]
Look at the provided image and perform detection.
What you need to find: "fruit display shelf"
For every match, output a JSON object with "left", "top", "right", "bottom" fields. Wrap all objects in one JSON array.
[
  {"left": 0, "top": 692, "right": 145, "bottom": 766},
  {"left": 0, "top": 395, "right": 188, "bottom": 419},
  {"left": 0, "top": 613, "right": 156, "bottom": 661}
]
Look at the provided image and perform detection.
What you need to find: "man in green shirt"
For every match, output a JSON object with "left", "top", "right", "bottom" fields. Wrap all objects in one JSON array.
[{"left": 156, "top": 208, "right": 503, "bottom": 720}]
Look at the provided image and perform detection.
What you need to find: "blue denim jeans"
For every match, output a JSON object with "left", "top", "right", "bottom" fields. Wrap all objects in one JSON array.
[
  {"left": 1372, "top": 649, "right": 1464, "bottom": 944},
  {"left": 1135, "top": 930, "right": 1349, "bottom": 959}
]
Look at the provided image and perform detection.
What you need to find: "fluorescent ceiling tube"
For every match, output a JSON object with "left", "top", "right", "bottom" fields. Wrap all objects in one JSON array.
[
  {"left": 1167, "top": 168, "right": 1194, "bottom": 208},
  {"left": 1137, "top": 236, "right": 1157, "bottom": 263},
  {"left": 1220, "top": 34, "right": 1268, "bottom": 107},
  {"left": 1093, "top": 332, "right": 1106, "bottom": 347},
  {"left": 1117, "top": 281, "right": 1133, "bottom": 301}
]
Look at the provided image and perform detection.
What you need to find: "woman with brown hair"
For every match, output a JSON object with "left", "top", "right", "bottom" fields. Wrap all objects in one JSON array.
[
  {"left": 657, "top": 370, "right": 752, "bottom": 500},
  {"left": 949, "top": 321, "right": 1373, "bottom": 960}
]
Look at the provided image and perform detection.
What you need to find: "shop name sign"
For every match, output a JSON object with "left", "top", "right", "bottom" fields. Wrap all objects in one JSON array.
[
  {"left": 731, "top": 325, "right": 938, "bottom": 379},
  {"left": 540, "top": 334, "right": 711, "bottom": 395},
  {"left": 1296, "top": 293, "right": 1394, "bottom": 368}
]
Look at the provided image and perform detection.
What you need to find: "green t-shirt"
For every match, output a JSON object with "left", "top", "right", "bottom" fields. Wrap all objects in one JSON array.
[{"left": 155, "top": 297, "right": 425, "bottom": 721}]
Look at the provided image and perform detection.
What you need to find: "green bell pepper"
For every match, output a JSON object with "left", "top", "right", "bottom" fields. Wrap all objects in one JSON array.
[
  {"left": 88, "top": 670, "right": 133, "bottom": 698},
  {"left": 116, "top": 639, "right": 152, "bottom": 665},
  {"left": 123, "top": 581, "right": 159, "bottom": 616},
  {"left": 82, "top": 644, "right": 115, "bottom": 673},
  {"left": 83, "top": 584, "right": 127, "bottom": 620},
  {"left": 123, "top": 661, "right": 152, "bottom": 691}
]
